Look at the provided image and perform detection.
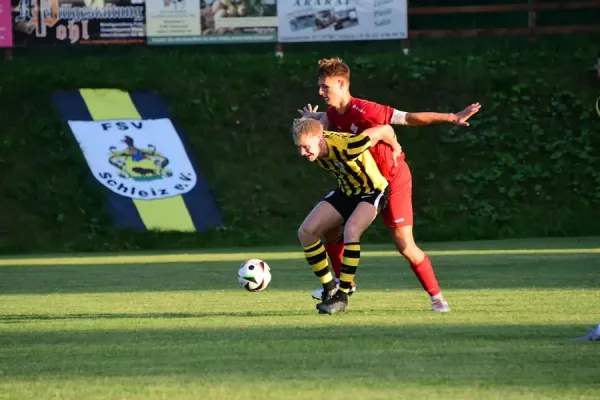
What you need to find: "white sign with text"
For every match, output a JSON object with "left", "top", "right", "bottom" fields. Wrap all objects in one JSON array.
[{"left": 277, "top": 0, "right": 407, "bottom": 42}]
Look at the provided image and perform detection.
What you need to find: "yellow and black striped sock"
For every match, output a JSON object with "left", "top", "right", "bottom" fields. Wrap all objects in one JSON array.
[
  {"left": 303, "top": 239, "right": 336, "bottom": 290},
  {"left": 339, "top": 242, "right": 360, "bottom": 294}
]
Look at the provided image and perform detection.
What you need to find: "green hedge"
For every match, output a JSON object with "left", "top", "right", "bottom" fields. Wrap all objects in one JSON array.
[{"left": 0, "top": 35, "right": 599, "bottom": 254}]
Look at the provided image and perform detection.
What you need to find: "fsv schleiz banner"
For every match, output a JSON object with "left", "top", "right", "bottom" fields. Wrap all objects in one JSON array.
[{"left": 52, "top": 89, "right": 224, "bottom": 233}]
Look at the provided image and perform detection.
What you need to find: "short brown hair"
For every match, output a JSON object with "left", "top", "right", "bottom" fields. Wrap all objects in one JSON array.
[
  {"left": 316, "top": 57, "right": 351, "bottom": 80},
  {"left": 292, "top": 118, "right": 323, "bottom": 143}
]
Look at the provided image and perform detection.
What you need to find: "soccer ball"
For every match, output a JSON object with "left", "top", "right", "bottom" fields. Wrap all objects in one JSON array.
[{"left": 238, "top": 259, "right": 272, "bottom": 292}]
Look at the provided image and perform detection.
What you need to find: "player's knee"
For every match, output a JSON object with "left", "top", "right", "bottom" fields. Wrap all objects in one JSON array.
[
  {"left": 391, "top": 228, "right": 414, "bottom": 253},
  {"left": 343, "top": 223, "right": 365, "bottom": 243},
  {"left": 391, "top": 228, "right": 424, "bottom": 262},
  {"left": 298, "top": 223, "right": 320, "bottom": 244},
  {"left": 400, "top": 244, "right": 422, "bottom": 261}
]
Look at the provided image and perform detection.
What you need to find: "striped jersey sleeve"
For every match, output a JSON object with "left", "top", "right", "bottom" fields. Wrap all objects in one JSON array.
[{"left": 340, "top": 132, "right": 372, "bottom": 161}]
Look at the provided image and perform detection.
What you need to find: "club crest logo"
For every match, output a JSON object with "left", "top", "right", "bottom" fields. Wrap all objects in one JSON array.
[
  {"left": 68, "top": 119, "right": 197, "bottom": 200},
  {"left": 109, "top": 135, "right": 172, "bottom": 182}
]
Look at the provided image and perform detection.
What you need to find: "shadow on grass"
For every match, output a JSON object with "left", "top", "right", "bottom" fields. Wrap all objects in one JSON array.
[
  {"left": 0, "top": 311, "right": 314, "bottom": 322},
  {"left": 1, "top": 253, "right": 599, "bottom": 294},
  {"left": 0, "top": 324, "right": 598, "bottom": 391}
]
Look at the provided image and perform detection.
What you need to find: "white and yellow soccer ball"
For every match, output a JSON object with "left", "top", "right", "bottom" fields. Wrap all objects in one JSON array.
[{"left": 238, "top": 259, "right": 272, "bottom": 292}]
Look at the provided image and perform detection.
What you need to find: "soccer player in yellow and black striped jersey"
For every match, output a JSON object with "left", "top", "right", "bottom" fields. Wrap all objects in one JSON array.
[{"left": 293, "top": 117, "right": 402, "bottom": 314}]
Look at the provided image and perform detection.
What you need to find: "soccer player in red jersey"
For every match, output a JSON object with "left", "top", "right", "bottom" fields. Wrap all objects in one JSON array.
[{"left": 298, "top": 58, "right": 481, "bottom": 312}]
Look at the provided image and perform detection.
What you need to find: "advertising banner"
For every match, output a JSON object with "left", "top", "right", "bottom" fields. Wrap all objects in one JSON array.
[
  {"left": 12, "top": 0, "right": 145, "bottom": 45},
  {"left": 277, "top": 0, "right": 407, "bottom": 43},
  {"left": 0, "top": 0, "right": 12, "bottom": 47},
  {"left": 146, "top": 0, "right": 276, "bottom": 44}
]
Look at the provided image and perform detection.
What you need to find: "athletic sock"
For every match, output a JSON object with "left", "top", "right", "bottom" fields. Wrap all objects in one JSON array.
[
  {"left": 325, "top": 241, "right": 344, "bottom": 278},
  {"left": 410, "top": 255, "right": 441, "bottom": 297},
  {"left": 339, "top": 242, "right": 360, "bottom": 294},
  {"left": 303, "top": 240, "right": 335, "bottom": 289}
]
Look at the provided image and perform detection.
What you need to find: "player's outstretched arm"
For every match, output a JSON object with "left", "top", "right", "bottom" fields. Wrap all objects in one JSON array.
[{"left": 399, "top": 103, "right": 481, "bottom": 127}]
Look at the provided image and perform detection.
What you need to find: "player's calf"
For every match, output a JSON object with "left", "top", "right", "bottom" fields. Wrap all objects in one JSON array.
[
  {"left": 390, "top": 226, "right": 451, "bottom": 312},
  {"left": 302, "top": 239, "right": 337, "bottom": 293},
  {"left": 322, "top": 229, "right": 344, "bottom": 279}
]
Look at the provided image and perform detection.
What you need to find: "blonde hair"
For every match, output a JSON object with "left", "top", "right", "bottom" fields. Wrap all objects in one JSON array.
[
  {"left": 317, "top": 57, "right": 351, "bottom": 81},
  {"left": 292, "top": 118, "right": 323, "bottom": 143}
]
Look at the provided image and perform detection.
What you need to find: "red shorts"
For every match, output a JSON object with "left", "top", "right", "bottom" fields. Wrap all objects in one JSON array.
[{"left": 381, "top": 160, "right": 413, "bottom": 228}]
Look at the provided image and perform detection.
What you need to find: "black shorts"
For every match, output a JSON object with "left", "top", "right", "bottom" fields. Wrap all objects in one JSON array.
[{"left": 323, "top": 187, "right": 390, "bottom": 222}]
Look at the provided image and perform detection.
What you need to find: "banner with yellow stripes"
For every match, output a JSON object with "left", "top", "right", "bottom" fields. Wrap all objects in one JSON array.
[{"left": 52, "top": 89, "right": 223, "bottom": 232}]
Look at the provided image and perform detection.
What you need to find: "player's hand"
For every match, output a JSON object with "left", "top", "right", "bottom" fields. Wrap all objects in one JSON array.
[
  {"left": 451, "top": 102, "right": 481, "bottom": 126},
  {"left": 297, "top": 103, "right": 321, "bottom": 119},
  {"left": 392, "top": 142, "right": 402, "bottom": 166}
]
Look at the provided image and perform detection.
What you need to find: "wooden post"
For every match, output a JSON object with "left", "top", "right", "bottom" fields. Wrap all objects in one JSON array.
[
  {"left": 275, "top": 42, "right": 284, "bottom": 58},
  {"left": 402, "top": 0, "right": 410, "bottom": 55},
  {"left": 3, "top": 48, "right": 12, "bottom": 61},
  {"left": 402, "top": 38, "right": 411, "bottom": 55},
  {"left": 528, "top": 0, "right": 537, "bottom": 40}
]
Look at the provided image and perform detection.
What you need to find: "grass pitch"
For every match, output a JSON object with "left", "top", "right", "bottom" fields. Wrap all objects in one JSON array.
[{"left": 1, "top": 237, "right": 599, "bottom": 400}]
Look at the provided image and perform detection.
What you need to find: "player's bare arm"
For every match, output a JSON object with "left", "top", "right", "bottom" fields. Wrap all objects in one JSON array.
[
  {"left": 399, "top": 103, "right": 482, "bottom": 127},
  {"left": 362, "top": 124, "right": 394, "bottom": 145},
  {"left": 362, "top": 125, "right": 402, "bottom": 164}
]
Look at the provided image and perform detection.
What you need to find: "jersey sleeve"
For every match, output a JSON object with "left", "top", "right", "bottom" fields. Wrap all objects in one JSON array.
[
  {"left": 340, "top": 132, "right": 372, "bottom": 160},
  {"left": 361, "top": 99, "right": 395, "bottom": 125}
]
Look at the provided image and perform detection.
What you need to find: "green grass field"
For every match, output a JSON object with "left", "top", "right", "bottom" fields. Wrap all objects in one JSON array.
[{"left": 1, "top": 237, "right": 599, "bottom": 400}]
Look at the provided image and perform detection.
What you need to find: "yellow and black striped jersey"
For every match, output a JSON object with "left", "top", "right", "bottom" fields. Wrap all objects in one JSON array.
[{"left": 316, "top": 131, "right": 388, "bottom": 196}]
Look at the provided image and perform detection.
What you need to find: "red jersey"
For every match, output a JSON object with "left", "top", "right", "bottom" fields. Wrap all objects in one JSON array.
[{"left": 326, "top": 97, "right": 405, "bottom": 181}]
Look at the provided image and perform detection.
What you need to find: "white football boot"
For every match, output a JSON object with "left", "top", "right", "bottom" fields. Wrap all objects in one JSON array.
[{"left": 431, "top": 294, "right": 451, "bottom": 312}]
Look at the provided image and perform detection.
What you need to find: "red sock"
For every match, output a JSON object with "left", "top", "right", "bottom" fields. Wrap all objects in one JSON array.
[
  {"left": 325, "top": 242, "right": 344, "bottom": 278},
  {"left": 410, "top": 255, "right": 441, "bottom": 297}
]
